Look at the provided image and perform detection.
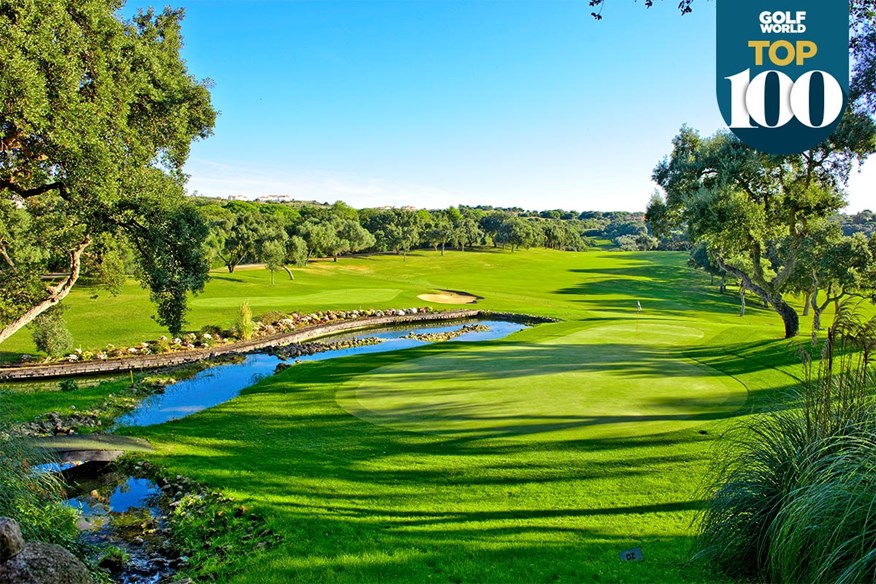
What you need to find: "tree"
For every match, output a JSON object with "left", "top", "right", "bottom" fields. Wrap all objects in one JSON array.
[
  {"left": 480, "top": 212, "right": 510, "bottom": 247},
  {"left": 495, "top": 216, "right": 538, "bottom": 252},
  {"left": 542, "top": 219, "right": 587, "bottom": 251},
  {"left": 795, "top": 222, "right": 875, "bottom": 330},
  {"left": 29, "top": 306, "right": 73, "bottom": 358},
  {"left": 425, "top": 214, "right": 454, "bottom": 255},
  {"left": 260, "top": 239, "right": 287, "bottom": 286},
  {"left": 385, "top": 209, "right": 422, "bottom": 262},
  {"left": 340, "top": 220, "right": 376, "bottom": 258},
  {"left": 282, "top": 235, "right": 308, "bottom": 280},
  {"left": 851, "top": 1, "right": 876, "bottom": 114},
  {"left": 688, "top": 242, "right": 727, "bottom": 290},
  {"left": 0, "top": 2, "right": 216, "bottom": 340},
  {"left": 455, "top": 213, "right": 484, "bottom": 251},
  {"left": 652, "top": 119, "right": 876, "bottom": 338},
  {"left": 214, "top": 212, "right": 265, "bottom": 273},
  {"left": 255, "top": 215, "right": 289, "bottom": 279},
  {"left": 359, "top": 208, "right": 395, "bottom": 252},
  {"left": 299, "top": 220, "right": 341, "bottom": 262}
]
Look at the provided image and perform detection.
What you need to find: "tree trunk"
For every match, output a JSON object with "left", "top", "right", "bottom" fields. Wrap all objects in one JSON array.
[
  {"left": 719, "top": 276, "right": 726, "bottom": 294},
  {"left": 740, "top": 286, "right": 746, "bottom": 317},
  {"left": 403, "top": 250, "right": 407, "bottom": 262},
  {"left": 713, "top": 256, "right": 799, "bottom": 338},
  {"left": 802, "top": 291, "right": 811, "bottom": 316},
  {"left": 333, "top": 255, "right": 338, "bottom": 262},
  {"left": 0, "top": 237, "right": 90, "bottom": 345},
  {"left": 283, "top": 265, "right": 295, "bottom": 280},
  {"left": 811, "top": 287, "right": 823, "bottom": 331},
  {"left": 270, "top": 270, "right": 275, "bottom": 285},
  {"left": 772, "top": 295, "right": 800, "bottom": 338},
  {"left": 441, "top": 242, "right": 445, "bottom": 256},
  {"left": 227, "top": 264, "right": 235, "bottom": 273}
]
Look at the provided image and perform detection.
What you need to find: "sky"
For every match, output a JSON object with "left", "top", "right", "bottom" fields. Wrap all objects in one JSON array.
[{"left": 123, "top": 0, "right": 874, "bottom": 213}]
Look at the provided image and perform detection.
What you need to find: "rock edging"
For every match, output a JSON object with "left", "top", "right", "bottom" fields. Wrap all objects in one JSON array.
[{"left": 0, "top": 310, "right": 481, "bottom": 381}]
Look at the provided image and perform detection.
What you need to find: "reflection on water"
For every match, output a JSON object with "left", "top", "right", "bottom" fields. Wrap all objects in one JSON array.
[
  {"left": 115, "top": 320, "right": 526, "bottom": 428},
  {"left": 66, "top": 473, "right": 173, "bottom": 584},
  {"left": 68, "top": 476, "right": 159, "bottom": 518}
]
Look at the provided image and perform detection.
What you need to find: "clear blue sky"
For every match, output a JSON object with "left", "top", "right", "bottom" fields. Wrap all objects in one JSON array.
[{"left": 123, "top": 1, "right": 874, "bottom": 212}]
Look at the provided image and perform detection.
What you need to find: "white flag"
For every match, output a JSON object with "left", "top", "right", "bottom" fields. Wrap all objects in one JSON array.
[{"left": 637, "top": 300, "right": 642, "bottom": 312}]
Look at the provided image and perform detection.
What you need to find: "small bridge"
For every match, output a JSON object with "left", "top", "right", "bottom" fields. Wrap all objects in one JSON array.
[{"left": 32, "top": 434, "right": 154, "bottom": 464}]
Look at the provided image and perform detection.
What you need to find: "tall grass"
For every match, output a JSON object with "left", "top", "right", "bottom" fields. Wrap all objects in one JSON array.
[
  {"left": 695, "top": 303, "right": 876, "bottom": 583},
  {"left": 0, "top": 423, "right": 78, "bottom": 546},
  {"left": 236, "top": 300, "right": 253, "bottom": 340}
]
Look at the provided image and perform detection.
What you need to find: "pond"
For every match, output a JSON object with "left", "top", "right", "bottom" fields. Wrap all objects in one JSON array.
[{"left": 115, "top": 319, "right": 527, "bottom": 428}]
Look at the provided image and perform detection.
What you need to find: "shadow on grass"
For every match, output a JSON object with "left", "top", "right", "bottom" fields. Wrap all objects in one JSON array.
[
  {"left": 122, "top": 328, "right": 801, "bottom": 583},
  {"left": 555, "top": 255, "right": 773, "bottom": 321},
  {"left": 130, "top": 367, "right": 729, "bottom": 581}
]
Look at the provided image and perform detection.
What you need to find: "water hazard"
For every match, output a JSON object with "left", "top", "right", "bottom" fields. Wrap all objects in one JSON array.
[{"left": 115, "top": 319, "right": 527, "bottom": 428}]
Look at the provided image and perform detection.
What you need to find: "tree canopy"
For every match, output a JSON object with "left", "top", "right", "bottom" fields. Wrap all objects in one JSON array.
[
  {"left": 0, "top": 1, "right": 216, "bottom": 340},
  {"left": 650, "top": 113, "right": 876, "bottom": 338}
]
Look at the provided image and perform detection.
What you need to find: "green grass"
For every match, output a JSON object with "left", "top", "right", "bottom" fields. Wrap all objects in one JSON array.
[
  {"left": 1, "top": 248, "right": 841, "bottom": 582},
  {"left": 339, "top": 322, "right": 747, "bottom": 441},
  {"left": 1, "top": 249, "right": 811, "bottom": 358},
  {"left": 0, "top": 376, "right": 130, "bottom": 422}
]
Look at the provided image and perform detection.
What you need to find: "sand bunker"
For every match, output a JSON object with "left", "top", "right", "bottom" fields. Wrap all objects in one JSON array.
[{"left": 417, "top": 290, "right": 481, "bottom": 304}]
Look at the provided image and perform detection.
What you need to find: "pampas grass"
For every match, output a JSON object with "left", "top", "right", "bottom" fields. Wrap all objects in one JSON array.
[{"left": 695, "top": 303, "right": 876, "bottom": 583}]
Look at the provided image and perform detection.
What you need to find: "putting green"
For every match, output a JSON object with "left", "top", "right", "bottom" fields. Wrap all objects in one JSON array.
[{"left": 338, "top": 322, "right": 746, "bottom": 441}]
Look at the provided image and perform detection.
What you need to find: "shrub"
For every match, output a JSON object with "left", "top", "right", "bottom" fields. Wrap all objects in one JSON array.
[
  {"left": 154, "top": 336, "right": 172, "bottom": 353},
  {"left": 29, "top": 307, "right": 74, "bottom": 358},
  {"left": 236, "top": 300, "right": 254, "bottom": 341},
  {"left": 59, "top": 379, "right": 79, "bottom": 392},
  {"left": 259, "top": 311, "right": 287, "bottom": 325},
  {"left": 695, "top": 305, "right": 876, "bottom": 583},
  {"left": 200, "top": 324, "right": 224, "bottom": 337}
]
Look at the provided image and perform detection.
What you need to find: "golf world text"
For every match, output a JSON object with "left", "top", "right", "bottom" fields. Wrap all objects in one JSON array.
[{"left": 723, "top": 10, "right": 842, "bottom": 131}]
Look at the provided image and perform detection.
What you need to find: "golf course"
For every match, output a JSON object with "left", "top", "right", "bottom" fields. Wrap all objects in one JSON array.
[{"left": 1, "top": 248, "right": 817, "bottom": 582}]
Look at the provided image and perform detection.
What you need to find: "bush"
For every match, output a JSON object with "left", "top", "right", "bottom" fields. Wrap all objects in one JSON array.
[
  {"left": 695, "top": 306, "right": 876, "bottom": 582},
  {"left": 236, "top": 300, "right": 253, "bottom": 341},
  {"left": 200, "top": 324, "right": 224, "bottom": 337},
  {"left": 59, "top": 379, "right": 78, "bottom": 392},
  {"left": 259, "top": 311, "right": 287, "bottom": 325},
  {"left": 154, "top": 336, "right": 172, "bottom": 353},
  {"left": 30, "top": 307, "right": 74, "bottom": 357}
]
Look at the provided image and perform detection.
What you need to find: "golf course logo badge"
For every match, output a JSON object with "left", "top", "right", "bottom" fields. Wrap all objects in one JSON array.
[{"left": 716, "top": 1, "right": 849, "bottom": 154}]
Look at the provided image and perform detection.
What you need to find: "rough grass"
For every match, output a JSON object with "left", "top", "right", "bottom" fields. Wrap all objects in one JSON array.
[{"left": 0, "top": 249, "right": 842, "bottom": 582}]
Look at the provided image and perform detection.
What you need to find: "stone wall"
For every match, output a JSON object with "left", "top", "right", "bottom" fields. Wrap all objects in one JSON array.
[{"left": 0, "top": 310, "right": 482, "bottom": 381}]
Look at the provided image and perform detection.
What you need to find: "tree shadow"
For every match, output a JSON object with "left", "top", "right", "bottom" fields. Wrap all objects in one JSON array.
[
  {"left": 555, "top": 255, "right": 773, "bottom": 320},
  {"left": 121, "top": 320, "right": 799, "bottom": 583}
]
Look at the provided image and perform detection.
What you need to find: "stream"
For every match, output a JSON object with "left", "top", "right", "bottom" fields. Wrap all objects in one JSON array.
[{"left": 115, "top": 318, "right": 526, "bottom": 428}]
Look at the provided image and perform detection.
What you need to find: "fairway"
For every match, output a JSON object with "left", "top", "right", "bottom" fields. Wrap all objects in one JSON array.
[{"left": 340, "top": 322, "right": 747, "bottom": 441}]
